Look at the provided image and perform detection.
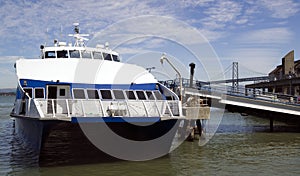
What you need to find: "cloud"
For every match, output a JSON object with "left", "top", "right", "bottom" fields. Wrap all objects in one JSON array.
[
  {"left": 219, "top": 27, "right": 295, "bottom": 76},
  {"left": 259, "top": 0, "right": 300, "bottom": 19},
  {"left": 200, "top": 1, "right": 243, "bottom": 30},
  {"left": 235, "top": 18, "right": 248, "bottom": 25},
  {"left": 1, "top": 0, "right": 298, "bottom": 57},
  {"left": 235, "top": 27, "right": 293, "bottom": 45},
  {"left": 0, "top": 0, "right": 170, "bottom": 56},
  {"left": 220, "top": 48, "right": 284, "bottom": 77},
  {"left": 89, "top": 16, "right": 211, "bottom": 49},
  {"left": 177, "top": 0, "right": 215, "bottom": 7},
  {"left": 0, "top": 0, "right": 299, "bottom": 85},
  {"left": 0, "top": 67, "right": 15, "bottom": 76},
  {"left": 197, "top": 29, "right": 226, "bottom": 42},
  {"left": 0, "top": 56, "right": 20, "bottom": 64},
  {"left": 0, "top": 56, "right": 18, "bottom": 88}
]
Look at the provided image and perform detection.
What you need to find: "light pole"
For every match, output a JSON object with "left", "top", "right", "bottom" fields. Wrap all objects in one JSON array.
[{"left": 160, "top": 54, "right": 183, "bottom": 101}]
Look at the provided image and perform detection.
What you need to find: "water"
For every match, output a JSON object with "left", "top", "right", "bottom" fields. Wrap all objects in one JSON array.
[{"left": 0, "top": 95, "right": 299, "bottom": 176}]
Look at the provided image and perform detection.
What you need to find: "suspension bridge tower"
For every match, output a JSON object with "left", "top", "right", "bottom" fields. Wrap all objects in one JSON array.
[{"left": 232, "top": 62, "right": 239, "bottom": 92}]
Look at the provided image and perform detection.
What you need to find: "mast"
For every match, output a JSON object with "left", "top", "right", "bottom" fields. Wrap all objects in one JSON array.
[{"left": 68, "top": 23, "right": 89, "bottom": 47}]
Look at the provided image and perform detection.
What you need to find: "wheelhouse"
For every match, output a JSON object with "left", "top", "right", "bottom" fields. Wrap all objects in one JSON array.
[{"left": 42, "top": 46, "right": 120, "bottom": 61}]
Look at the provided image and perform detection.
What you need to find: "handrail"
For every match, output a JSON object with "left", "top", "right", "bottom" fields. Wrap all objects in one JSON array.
[
  {"left": 51, "top": 99, "right": 56, "bottom": 117},
  {"left": 177, "top": 78, "right": 300, "bottom": 106},
  {"left": 29, "top": 99, "right": 180, "bottom": 119},
  {"left": 66, "top": 99, "right": 70, "bottom": 117}
]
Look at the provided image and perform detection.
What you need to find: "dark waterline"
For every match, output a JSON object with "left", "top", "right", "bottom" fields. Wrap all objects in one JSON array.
[{"left": 0, "top": 96, "right": 299, "bottom": 176}]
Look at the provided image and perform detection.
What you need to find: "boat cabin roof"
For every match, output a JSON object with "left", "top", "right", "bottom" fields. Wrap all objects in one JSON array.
[
  {"left": 40, "top": 23, "right": 120, "bottom": 62},
  {"left": 41, "top": 45, "right": 120, "bottom": 62}
]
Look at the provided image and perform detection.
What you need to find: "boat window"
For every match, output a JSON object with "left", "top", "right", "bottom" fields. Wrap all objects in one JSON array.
[
  {"left": 153, "top": 91, "right": 163, "bottom": 100},
  {"left": 59, "top": 88, "right": 66, "bottom": 96},
  {"left": 125, "top": 90, "right": 136, "bottom": 100},
  {"left": 136, "top": 91, "right": 146, "bottom": 100},
  {"left": 146, "top": 91, "right": 155, "bottom": 100},
  {"left": 73, "top": 89, "right": 86, "bottom": 99},
  {"left": 23, "top": 88, "right": 33, "bottom": 98},
  {"left": 103, "top": 53, "right": 112, "bottom": 61},
  {"left": 112, "top": 55, "right": 120, "bottom": 62},
  {"left": 113, "top": 90, "right": 125, "bottom": 100},
  {"left": 45, "top": 51, "right": 56, "bottom": 58},
  {"left": 57, "top": 50, "right": 68, "bottom": 58},
  {"left": 93, "top": 52, "right": 103, "bottom": 60},
  {"left": 87, "top": 89, "right": 99, "bottom": 99},
  {"left": 100, "top": 90, "right": 112, "bottom": 99},
  {"left": 34, "top": 88, "right": 44, "bottom": 98},
  {"left": 69, "top": 50, "right": 80, "bottom": 58},
  {"left": 81, "top": 50, "right": 92, "bottom": 59}
]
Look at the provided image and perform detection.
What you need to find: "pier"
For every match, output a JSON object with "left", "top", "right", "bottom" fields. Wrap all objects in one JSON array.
[
  {"left": 183, "top": 85, "right": 300, "bottom": 131},
  {"left": 160, "top": 51, "right": 300, "bottom": 132}
]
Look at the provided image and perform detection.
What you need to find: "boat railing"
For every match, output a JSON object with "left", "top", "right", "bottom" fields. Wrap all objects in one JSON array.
[{"left": 30, "top": 99, "right": 181, "bottom": 119}]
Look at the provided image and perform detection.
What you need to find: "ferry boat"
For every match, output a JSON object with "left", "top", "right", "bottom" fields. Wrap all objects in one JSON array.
[{"left": 10, "top": 23, "right": 201, "bottom": 164}]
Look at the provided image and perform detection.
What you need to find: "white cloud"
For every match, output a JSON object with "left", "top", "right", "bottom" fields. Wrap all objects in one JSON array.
[
  {"left": 259, "top": 0, "right": 300, "bottom": 19},
  {"left": 177, "top": 0, "right": 215, "bottom": 7},
  {"left": 235, "top": 18, "right": 248, "bottom": 24},
  {"left": 0, "top": 56, "right": 20, "bottom": 64},
  {"left": 201, "top": 0, "right": 243, "bottom": 29},
  {"left": 0, "top": 56, "right": 18, "bottom": 88},
  {"left": 89, "top": 16, "right": 211, "bottom": 49},
  {"left": 0, "top": 0, "right": 170, "bottom": 56},
  {"left": 0, "top": 0, "right": 299, "bottom": 86},
  {"left": 198, "top": 29, "right": 226, "bottom": 42},
  {"left": 236, "top": 27, "right": 293, "bottom": 45},
  {"left": 204, "top": 1, "right": 242, "bottom": 23},
  {"left": 0, "top": 67, "right": 15, "bottom": 76},
  {"left": 221, "top": 48, "right": 284, "bottom": 76}
]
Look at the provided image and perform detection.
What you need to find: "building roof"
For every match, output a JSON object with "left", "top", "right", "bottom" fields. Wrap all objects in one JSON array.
[{"left": 269, "top": 65, "right": 282, "bottom": 75}]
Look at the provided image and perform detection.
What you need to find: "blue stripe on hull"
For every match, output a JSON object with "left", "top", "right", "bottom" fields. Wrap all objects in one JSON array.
[
  {"left": 17, "top": 79, "right": 158, "bottom": 99},
  {"left": 19, "top": 79, "right": 157, "bottom": 90},
  {"left": 72, "top": 117, "right": 161, "bottom": 123}
]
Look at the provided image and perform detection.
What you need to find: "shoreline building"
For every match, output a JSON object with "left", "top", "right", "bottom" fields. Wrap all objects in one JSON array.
[{"left": 246, "top": 50, "right": 300, "bottom": 97}]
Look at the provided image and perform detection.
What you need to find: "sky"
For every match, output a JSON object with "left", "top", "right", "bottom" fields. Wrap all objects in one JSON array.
[{"left": 0, "top": 0, "right": 299, "bottom": 88}]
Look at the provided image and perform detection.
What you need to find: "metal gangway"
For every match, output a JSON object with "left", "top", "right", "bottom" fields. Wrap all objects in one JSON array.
[{"left": 161, "top": 78, "right": 300, "bottom": 116}]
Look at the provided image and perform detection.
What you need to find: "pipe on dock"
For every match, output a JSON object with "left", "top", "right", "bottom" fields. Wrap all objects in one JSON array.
[{"left": 189, "top": 63, "right": 195, "bottom": 88}]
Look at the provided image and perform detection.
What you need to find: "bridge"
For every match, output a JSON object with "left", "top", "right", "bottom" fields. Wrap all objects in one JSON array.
[
  {"left": 159, "top": 62, "right": 300, "bottom": 131},
  {"left": 208, "top": 76, "right": 269, "bottom": 84}
]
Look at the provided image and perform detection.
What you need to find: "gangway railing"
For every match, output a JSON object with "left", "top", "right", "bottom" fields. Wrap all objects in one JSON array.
[
  {"left": 161, "top": 78, "right": 300, "bottom": 106},
  {"left": 29, "top": 99, "right": 181, "bottom": 119}
]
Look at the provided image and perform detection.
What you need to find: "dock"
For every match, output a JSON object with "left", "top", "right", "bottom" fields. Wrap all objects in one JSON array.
[{"left": 160, "top": 50, "right": 300, "bottom": 132}]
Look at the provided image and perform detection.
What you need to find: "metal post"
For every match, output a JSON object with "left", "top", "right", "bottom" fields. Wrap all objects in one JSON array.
[
  {"left": 52, "top": 99, "right": 56, "bottom": 117},
  {"left": 66, "top": 99, "right": 70, "bottom": 117},
  {"left": 189, "top": 63, "right": 195, "bottom": 88},
  {"left": 290, "top": 78, "right": 292, "bottom": 95}
]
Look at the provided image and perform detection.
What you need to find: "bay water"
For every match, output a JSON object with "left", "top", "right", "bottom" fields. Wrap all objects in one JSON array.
[{"left": 0, "top": 95, "right": 299, "bottom": 176}]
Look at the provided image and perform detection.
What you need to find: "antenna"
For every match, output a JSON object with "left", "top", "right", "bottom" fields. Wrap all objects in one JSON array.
[
  {"left": 45, "top": 27, "right": 49, "bottom": 46},
  {"left": 60, "top": 25, "right": 63, "bottom": 39},
  {"left": 68, "top": 23, "right": 89, "bottom": 47}
]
